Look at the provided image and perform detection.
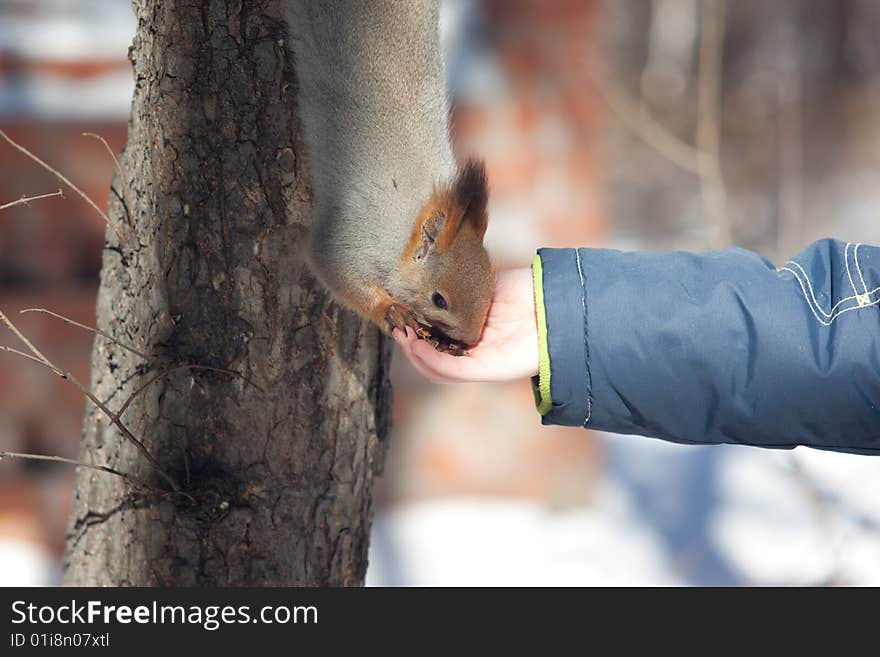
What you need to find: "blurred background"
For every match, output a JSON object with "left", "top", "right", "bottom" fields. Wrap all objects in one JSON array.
[{"left": 1, "top": 0, "right": 878, "bottom": 586}]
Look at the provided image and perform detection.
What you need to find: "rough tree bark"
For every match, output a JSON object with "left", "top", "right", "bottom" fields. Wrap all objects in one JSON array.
[{"left": 63, "top": 0, "right": 391, "bottom": 586}]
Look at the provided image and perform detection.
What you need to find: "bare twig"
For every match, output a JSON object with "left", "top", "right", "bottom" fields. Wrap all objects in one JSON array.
[
  {"left": 1, "top": 450, "right": 135, "bottom": 482},
  {"left": 0, "top": 345, "right": 49, "bottom": 368},
  {"left": 696, "top": 0, "right": 729, "bottom": 249},
  {"left": 0, "top": 309, "right": 54, "bottom": 366},
  {"left": 591, "top": 71, "right": 703, "bottom": 175},
  {"left": 0, "top": 189, "right": 64, "bottom": 211},
  {"left": 82, "top": 132, "right": 134, "bottom": 231},
  {"left": 117, "top": 363, "right": 265, "bottom": 419},
  {"left": 0, "top": 311, "right": 178, "bottom": 491},
  {"left": 19, "top": 308, "right": 151, "bottom": 361},
  {"left": 16, "top": 308, "right": 261, "bottom": 415},
  {"left": 0, "top": 129, "right": 125, "bottom": 241},
  {"left": 0, "top": 450, "right": 195, "bottom": 504}
]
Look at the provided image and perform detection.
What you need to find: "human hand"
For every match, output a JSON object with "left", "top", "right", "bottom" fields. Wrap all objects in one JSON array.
[{"left": 392, "top": 267, "right": 539, "bottom": 383}]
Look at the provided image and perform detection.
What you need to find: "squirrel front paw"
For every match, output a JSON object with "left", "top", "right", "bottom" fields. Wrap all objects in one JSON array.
[{"left": 384, "top": 303, "right": 422, "bottom": 335}]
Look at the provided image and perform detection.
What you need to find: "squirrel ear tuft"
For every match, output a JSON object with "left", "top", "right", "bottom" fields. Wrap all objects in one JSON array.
[
  {"left": 410, "top": 159, "right": 488, "bottom": 259},
  {"left": 412, "top": 211, "right": 446, "bottom": 261},
  {"left": 454, "top": 158, "right": 488, "bottom": 239}
]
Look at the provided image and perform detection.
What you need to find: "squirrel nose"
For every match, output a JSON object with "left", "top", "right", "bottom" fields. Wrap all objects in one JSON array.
[
  {"left": 461, "top": 328, "right": 482, "bottom": 347},
  {"left": 463, "top": 307, "right": 490, "bottom": 347}
]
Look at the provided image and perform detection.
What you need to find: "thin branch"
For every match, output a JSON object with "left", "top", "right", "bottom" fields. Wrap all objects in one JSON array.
[
  {"left": 16, "top": 308, "right": 261, "bottom": 417},
  {"left": 0, "top": 189, "right": 63, "bottom": 211},
  {"left": 0, "top": 129, "right": 125, "bottom": 241},
  {"left": 19, "top": 308, "right": 152, "bottom": 361},
  {"left": 0, "top": 344, "right": 46, "bottom": 365},
  {"left": 1, "top": 450, "right": 136, "bottom": 482},
  {"left": 0, "top": 309, "right": 53, "bottom": 366},
  {"left": 117, "top": 363, "right": 265, "bottom": 418},
  {"left": 0, "top": 311, "right": 178, "bottom": 491},
  {"left": 591, "top": 71, "right": 703, "bottom": 175},
  {"left": 0, "top": 345, "right": 49, "bottom": 368},
  {"left": 696, "top": 0, "right": 729, "bottom": 249},
  {"left": 0, "top": 450, "right": 195, "bottom": 504},
  {"left": 82, "top": 132, "right": 134, "bottom": 231}
]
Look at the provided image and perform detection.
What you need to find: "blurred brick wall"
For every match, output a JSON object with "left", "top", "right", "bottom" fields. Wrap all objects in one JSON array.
[{"left": 1, "top": 83, "right": 127, "bottom": 559}]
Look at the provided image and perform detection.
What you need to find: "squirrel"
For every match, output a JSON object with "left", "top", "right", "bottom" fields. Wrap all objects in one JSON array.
[{"left": 282, "top": 0, "right": 493, "bottom": 349}]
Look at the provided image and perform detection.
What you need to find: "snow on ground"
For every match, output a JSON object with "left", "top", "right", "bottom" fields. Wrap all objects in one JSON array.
[
  {"left": 367, "top": 496, "right": 682, "bottom": 587},
  {"left": 0, "top": 539, "right": 60, "bottom": 586},
  {"left": 367, "top": 434, "right": 880, "bottom": 586}
]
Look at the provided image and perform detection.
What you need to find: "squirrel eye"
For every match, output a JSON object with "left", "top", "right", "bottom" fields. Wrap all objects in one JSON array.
[{"left": 432, "top": 292, "right": 448, "bottom": 310}]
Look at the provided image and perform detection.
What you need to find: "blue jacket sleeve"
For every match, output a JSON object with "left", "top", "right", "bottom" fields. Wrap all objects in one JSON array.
[{"left": 531, "top": 239, "right": 880, "bottom": 454}]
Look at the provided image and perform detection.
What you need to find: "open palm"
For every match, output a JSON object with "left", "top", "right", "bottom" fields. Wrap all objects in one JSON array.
[{"left": 393, "top": 267, "right": 538, "bottom": 383}]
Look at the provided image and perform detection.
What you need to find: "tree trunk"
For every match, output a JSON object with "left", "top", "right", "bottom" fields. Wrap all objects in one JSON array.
[{"left": 63, "top": 0, "right": 391, "bottom": 586}]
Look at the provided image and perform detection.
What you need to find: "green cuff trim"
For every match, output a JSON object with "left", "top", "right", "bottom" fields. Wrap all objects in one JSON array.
[{"left": 531, "top": 254, "right": 553, "bottom": 415}]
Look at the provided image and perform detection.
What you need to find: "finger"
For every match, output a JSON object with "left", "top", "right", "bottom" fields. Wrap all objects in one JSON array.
[
  {"left": 409, "top": 338, "right": 493, "bottom": 382},
  {"left": 393, "top": 327, "right": 457, "bottom": 383}
]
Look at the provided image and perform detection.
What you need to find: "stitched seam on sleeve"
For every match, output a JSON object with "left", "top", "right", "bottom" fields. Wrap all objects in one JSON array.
[
  {"left": 531, "top": 254, "right": 553, "bottom": 415},
  {"left": 575, "top": 250, "right": 592, "bottom": 425},
  {"left": 778, "top": 241, "right": 879, "bottom": 325},
  {"left": 854, "top": 243, "right": 869, "bottom": 295}
]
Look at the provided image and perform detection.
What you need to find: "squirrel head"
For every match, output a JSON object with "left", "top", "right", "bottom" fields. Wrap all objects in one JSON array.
[{"left": 399, "top": 159, "right": 493, "bottom": 347}]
